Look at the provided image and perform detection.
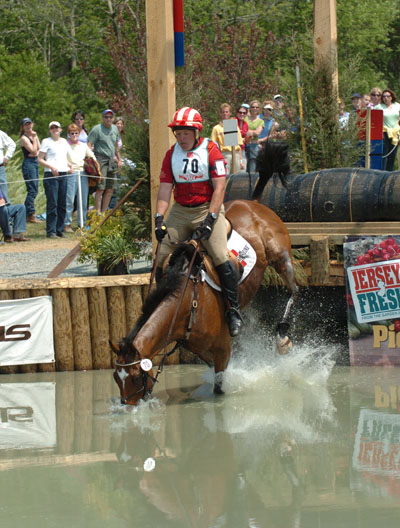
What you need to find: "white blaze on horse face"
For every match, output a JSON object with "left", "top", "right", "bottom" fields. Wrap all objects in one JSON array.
[{"left": 117, "top": 367, "right": 129, "bottom": 388}]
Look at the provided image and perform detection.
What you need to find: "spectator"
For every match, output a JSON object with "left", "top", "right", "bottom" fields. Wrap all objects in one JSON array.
[
  {"left": 272, "top": 94, "right": 291, "bottom": 139},
  {"left": 374, "top": 88, "right": 400, "bottom": 171},
  {"left": 109, "top": 116, "right": 125, "bottom": 209},
  {"left": 0, "top": 188, "right": 30, "bottom": 242},
  {"left": 154, "top": 106, "right": 243, "bottom": 337},
  {"left": 241, "top": 103, "right": 250, "bottom": 117},
  {"left": 211, "top": 103, "right": 244, "bottom": 174},
  {"left": 245, "top": 100, "right": 264, "bottom": 174},
  {"left": 19, "top": 118, "right": 41, "bottom": 223},
  {"left": 235, "top": 105, "right": 249, "bottom": 170},
  {"left": 338, "top": 99, "right": 349, "bottom": 129},
  {"left": 351, "top": 93, "right": 362, "bottom": 113},
  {"left": 38, "top": 121, "right": 72, "bottom": 238},
  {"left": 71, "top": 110, "right": 88, "bottom": 143},
  {"left": 0, "top": 129, "right": 16, "bottom": 204},
  {"left": 66, "top": 123, "right": 97, "bottom": 228},
  {"left": 88, "top": 109, "right": 122, "bottom": 212},
  {"left": 258, "top": 101, "right": 278, "bottom": 146},
  {"left": 370, "top": 87, "right": 382, "bottom": 107},
  {"left": 361, "top": 94, "right": 374, "bottom": 109}
]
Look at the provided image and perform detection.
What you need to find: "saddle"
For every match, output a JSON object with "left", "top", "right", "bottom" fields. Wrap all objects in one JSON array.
[{"left": 163, "top": 218, "right": 244, "bottom": 287}]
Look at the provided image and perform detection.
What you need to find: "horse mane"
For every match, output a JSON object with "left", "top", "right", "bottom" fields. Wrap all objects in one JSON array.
[
  {"left": 122, "top": 243, "right": 198, "bottom": 349},
  {"left": 252, "top": 141, "right": 290, "bottom": 201}
]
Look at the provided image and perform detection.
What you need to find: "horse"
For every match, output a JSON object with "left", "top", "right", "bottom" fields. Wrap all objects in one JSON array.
[
  {"left": 251, "top": 141, "right": 290, "bottom": 201},
  {"left": 111, "top": 199, "right": 298, "bottom": 405}
]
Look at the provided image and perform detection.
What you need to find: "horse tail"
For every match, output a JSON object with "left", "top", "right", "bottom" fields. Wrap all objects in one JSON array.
[{"left": 252, "top": 140, "right": 290, "bottom": 201}]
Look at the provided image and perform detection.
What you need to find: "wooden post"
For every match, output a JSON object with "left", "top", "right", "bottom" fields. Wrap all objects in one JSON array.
[
  {"left": 313, "top": 0, "right": 339, "bottom": 99},
  {"left": 146, "top": 0, "right": 176, "bottom": 240},
  {"left": 70, "top": 288, "right": 92, "bottom": 371},
  {"left": 30, "top": 288, "right": 55, "bottom": 372},
  {"left": 310, "top": 236, "right": 330, "bottom": 285},
  {"left": 52, "top": 289, "right": 75, "bottom": 371},
  {"left": 107, "top": 286, "right": 127, "bottom": 361},
  {"left": 88, "top": 287, "right": 111, "bottom": 369}
]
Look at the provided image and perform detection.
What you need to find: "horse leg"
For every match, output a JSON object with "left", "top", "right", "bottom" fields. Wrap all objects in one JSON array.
[
  {"left": 270, "top": 250, "right": 299, "bottom": 355},
  {"left": 213, "top": 346, "right": 231, "bottom": 395}
]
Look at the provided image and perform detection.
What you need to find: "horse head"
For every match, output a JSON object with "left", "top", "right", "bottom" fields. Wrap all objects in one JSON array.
[{"left": 111, "top": 339, "right": 155, "bottom": 405}]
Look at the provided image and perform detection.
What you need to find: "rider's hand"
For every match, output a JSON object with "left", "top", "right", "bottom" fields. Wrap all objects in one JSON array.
[
  {"left": 155, "top": 215, "right": 167, "bottom": 242},
  {"left": 194, "top": 213, "right": 216, "bottom": 241}
]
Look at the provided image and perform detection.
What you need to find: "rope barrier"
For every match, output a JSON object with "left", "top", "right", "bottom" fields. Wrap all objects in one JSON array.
[{"left": 3, "top": 173, "right": 120, "bottom": 185}]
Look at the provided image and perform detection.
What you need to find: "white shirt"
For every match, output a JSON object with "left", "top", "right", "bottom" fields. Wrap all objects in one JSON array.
[
  {"left": 40, "top": 137, "right": 71, "bottom": 172},
  {"left": 0, "top": 130, "right": 16, "bottom": 164}
]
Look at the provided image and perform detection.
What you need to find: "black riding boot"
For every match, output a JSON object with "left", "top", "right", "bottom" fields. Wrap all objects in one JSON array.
[{"left": 216, "top": 261, "right": 243, "bottom": 337}]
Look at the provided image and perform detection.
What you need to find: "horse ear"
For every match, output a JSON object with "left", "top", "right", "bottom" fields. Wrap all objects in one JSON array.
[{"left": 109, "top": 340, "right": 120, "bottom": 355}]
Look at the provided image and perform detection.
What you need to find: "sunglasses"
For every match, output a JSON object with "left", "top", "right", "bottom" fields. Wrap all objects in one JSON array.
[
  {"left": 75, "top": 117, "right": 84, "bottom": 120},
  {"left": 237, "top": 111, "right": 247, "bottom": 114},
  {"left": 371, "top": 93, "right": 381, "bottom": 96},
  {"left": 70, "top": 132, "right": 79, "bottom": 135},
  {"left": 382, "top": 94, "right": 391, "bottom": 98},
  {"left": 50, "top": 126, "right": 60, "bottom": 129},
  {"left": 103, "top": 115, "right": 114, "bottom": 119},
  {"left": 251, "top": 106, "right": 259, "bottom": 109}
]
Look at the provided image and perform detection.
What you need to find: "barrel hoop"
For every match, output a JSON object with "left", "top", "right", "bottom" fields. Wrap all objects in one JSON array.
[
  {"left": 348, "top": 168, "right": 361, "bottom": 222},
  {"left": 309, "top": 171, "right": 321, "bottom": 222}
]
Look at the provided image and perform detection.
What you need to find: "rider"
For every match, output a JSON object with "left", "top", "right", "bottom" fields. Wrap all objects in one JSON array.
[{"left": 154, "top": 107, "right": 243, "bottom": 337}]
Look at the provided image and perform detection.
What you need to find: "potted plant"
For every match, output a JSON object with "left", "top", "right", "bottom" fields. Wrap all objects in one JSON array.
[{"left": 78, "top": 209, "right": 143, "bottom": 275}]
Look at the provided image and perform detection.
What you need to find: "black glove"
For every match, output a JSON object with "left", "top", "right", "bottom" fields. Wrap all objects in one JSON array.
[
  {"left": 155, "top": 215, "right": 167, "bottom": 242},
  {"left": 194, "top": 213, "right": 216, "bottom": 241}
]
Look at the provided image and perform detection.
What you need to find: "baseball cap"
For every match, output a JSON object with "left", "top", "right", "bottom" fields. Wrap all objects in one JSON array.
[
  {"left": 351, "top": 93, "right": 361, "bottom": 99},
  {"left": 102, "top": 109, "right": 114, "bottom": 116},
  {"left": 274, "top": 94, "right": 283, "bottom": 100},
  {"left": 241, "top": 103, "right": 250, "bottom": 109},
  {"left": 263, "top": 104, "right": 273, "bottom": 110},
  {"left": 21, "top": 118, "right": 32, "bottom": 125},
  {"left": 49, "top": 121, "right": 61, "bottom": 128}
]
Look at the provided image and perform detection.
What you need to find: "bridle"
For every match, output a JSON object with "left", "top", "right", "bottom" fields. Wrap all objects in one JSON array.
[{"left": 115, "top": 341, "right": 182, "bottom": 402}]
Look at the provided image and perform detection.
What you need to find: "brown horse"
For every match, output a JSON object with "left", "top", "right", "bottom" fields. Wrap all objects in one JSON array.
[{"left": 112, "top": 199, "right": 298, "bottom": 405}]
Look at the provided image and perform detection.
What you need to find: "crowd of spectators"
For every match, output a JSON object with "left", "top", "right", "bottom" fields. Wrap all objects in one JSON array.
[{"left": 0, "top": 109, "right": 122, "bottom": 243}]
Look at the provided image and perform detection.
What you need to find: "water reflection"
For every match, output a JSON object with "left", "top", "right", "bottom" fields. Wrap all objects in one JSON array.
[{"left": 0, "top": 360, "right": 400, "bottom": 527}]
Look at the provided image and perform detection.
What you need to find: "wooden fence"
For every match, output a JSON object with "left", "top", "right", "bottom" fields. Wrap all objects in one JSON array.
[{"left": 0, "top": 274, "right": 182, "bottom": 374}]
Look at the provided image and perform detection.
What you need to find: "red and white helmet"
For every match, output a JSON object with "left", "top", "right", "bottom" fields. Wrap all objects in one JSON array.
[{"left": 168, "top": 107, "right": 203, "bottom": 131}]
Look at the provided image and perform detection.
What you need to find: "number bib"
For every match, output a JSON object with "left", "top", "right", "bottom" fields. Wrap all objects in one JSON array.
[{"left": 171, "top": 139, "right": 210, "bottom": 184}]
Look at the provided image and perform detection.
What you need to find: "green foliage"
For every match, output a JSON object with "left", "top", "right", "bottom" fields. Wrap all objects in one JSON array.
[{"left": 77, "top": 210, "right": 142, "bottom": 268}]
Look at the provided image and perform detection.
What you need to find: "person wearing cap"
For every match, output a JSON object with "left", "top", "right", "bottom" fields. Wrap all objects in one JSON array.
[
  {"left": 258, "top": 101, "right": 279, "bottom": 146},
  {"left": 351, "top": 93, "right": 362, "bottom": 113},
  {"left": 0, "top": 129, "right": 16, "bottom": 205},
  {"left": 272, "top": 94, "right": 291, "bottom": 139},
  {"left": 19, "top": 118, "right": 41, "bottom": 223},
  {"left": 0, "top": 187, "right": 30, "bottom": 242},
  {"left": 154, "top": 106, "right": 243, "bottom": 337},
  {"left": 211, "top": 103, "right": 244, "bottom": 174},
  {"left": 38, "top": 121, "right": 73, "bottom": 238},
  {"left": 88, "top": 109, "right": 122, "bottom": 212}
]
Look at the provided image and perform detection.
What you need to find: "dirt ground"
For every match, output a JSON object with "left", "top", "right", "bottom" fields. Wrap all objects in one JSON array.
[{"left": 1, "top": 237, "right": 78, "bottom": 253}]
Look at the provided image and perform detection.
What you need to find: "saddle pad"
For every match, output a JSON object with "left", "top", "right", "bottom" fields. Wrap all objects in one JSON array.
[{"left": 201, "top": 229, "right": 257, "bottom": 291}]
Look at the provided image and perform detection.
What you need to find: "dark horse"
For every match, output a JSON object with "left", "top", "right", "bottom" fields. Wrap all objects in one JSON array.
[
  {"left": 251, "top": 141, "right": 290, "bottom": 201},
  {"left": 112, "top": 199, "right": 298, "bottom": 405}
]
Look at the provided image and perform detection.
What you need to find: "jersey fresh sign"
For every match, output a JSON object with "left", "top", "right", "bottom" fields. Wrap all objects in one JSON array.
[{"left": 347, "top": 259, "right": 400, "bottom": 323}]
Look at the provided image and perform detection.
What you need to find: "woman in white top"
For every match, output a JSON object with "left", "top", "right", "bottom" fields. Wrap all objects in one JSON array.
[
  {"left": 374, "top": 88, "right": 400, "bottom": 171},
  {"left": 66, "top": 123, "right": 97, "bottom": 227},
  {"left": 38, "top": 121, "right": 72, "bottom": 238}
]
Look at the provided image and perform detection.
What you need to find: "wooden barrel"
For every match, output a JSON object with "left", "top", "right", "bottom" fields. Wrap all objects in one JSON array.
[{"left": 225, "top": 168, "right": 400, "bottom": 222}]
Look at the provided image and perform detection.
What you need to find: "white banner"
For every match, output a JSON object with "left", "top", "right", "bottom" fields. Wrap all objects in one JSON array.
[
  {"left": 0, "top": 382, "right": 56, "bottom": 449},
  {"left": 0, "top": 296, "right": 55, "bottom": 366}
]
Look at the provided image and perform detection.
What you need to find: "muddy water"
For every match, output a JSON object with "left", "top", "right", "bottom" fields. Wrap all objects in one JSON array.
[{"left": 1, "top": 345, "right": 400, "bottom": 528}]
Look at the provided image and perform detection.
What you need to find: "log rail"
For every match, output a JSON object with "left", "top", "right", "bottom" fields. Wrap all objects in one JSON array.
[{"left": 286, "top": 222, "right": 400, "bottom": 286}]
